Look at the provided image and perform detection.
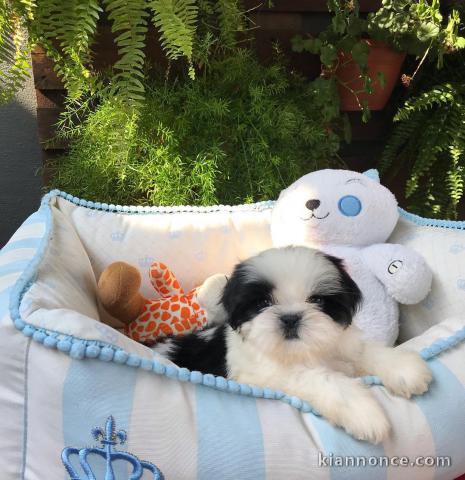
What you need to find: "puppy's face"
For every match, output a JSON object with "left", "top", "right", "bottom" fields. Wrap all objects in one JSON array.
[{"left": 221, "top": 247, "right": 361, "bottom": 363}]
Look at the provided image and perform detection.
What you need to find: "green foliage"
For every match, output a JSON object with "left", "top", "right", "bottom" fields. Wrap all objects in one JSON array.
[
  {"left": 50, "top": 50, "right": 342, "bottom": 206},
  {"left": 292, "top": 0, "right": 367, "bottom": 69},
  {"left": 104, "top": 0, "right": 149, "bottom": 102},
  {"left": 368, "top": 0, "right": 465, "bottom": 65},
  {"left": 292, "top": 0, "right": 465, "bottom": 122},
  {"left": 380, "top": 53, "right": 465, "bottom": 219},
  {"left": 0, "top": 0, "right": 34, "bottom": 103},
  {"left": 150, "top": 0, "right": 198, "bottom": 78},
  {"left": 0, "top": 0, "right": 246, "bottom": 105},
  {"left": 31, "top": 0, "right": 102, "bottom": 99}
]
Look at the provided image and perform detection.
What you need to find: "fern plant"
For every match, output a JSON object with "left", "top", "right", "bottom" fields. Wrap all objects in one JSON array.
[
  {"left": 0, "top": 0, "right": 245, "bottom": 105},
  {"left": 380, "top": 52, "right": 465, "bottom": 219}
]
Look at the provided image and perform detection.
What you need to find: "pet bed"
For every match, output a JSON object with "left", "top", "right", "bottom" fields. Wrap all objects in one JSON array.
[{"left": 0, "top": 190, "right": 465, "bottom": 480}]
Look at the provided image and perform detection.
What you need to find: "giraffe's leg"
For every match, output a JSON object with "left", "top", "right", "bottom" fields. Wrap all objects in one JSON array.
[{"left": 149, "top": 262, "right": 184, "bottom": 297}]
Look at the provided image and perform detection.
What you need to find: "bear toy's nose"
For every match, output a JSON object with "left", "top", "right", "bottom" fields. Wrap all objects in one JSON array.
[{"left": 305, "top": 199, "right": 320, "bottom": 211}]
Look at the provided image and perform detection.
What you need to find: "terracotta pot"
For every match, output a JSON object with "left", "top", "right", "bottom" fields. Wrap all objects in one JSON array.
[{"left": 335, "top": 39, "right": 406, "bottom": 111}]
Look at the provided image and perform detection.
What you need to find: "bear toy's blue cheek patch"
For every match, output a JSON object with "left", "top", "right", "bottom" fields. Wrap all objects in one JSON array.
[{"left": 338, "top": 195, "right": 362, "bottom": 217}]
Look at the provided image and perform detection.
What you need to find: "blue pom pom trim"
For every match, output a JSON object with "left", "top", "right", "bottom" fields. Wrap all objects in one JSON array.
[{"left": 4, "top": 189, "right": 465, "bottom": 416}]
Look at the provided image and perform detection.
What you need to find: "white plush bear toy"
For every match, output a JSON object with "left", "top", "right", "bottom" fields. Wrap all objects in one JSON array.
[{"left": 271, "top": 168, "right": 432, "bottom": 345}]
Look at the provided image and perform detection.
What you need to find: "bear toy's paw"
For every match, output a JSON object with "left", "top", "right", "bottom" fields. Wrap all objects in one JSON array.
[
  {"left": 196, "top": 273, "right": 228, "bottom": 326},
  {"left": 362, "top": 243, "right": 433, "bottom": 305}
]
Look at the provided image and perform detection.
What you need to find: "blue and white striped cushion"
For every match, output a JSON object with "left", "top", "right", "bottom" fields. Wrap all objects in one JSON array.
[{"left": 0, "top": 191, "right": 464, "bottom": 480}]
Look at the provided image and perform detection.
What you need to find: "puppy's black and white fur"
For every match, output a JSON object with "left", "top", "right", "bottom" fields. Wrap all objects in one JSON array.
[{"left": 155, "top": 246, "right": 432, "bottom": 444}]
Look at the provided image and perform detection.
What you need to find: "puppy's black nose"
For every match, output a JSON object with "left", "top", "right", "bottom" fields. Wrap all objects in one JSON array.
[
  {"left": 280, "top": 313, "right": 301, "bottom": 327},
  {"left": 305, "top": 199, "right": 320, "bottom": 211}
]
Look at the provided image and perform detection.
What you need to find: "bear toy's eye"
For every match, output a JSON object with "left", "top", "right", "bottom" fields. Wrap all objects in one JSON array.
[{"left": 338, "top": 195, "right": 362, "bottom": 217}]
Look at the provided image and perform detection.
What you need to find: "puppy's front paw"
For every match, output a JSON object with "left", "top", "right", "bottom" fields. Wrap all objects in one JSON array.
[
  {"left": 324, "top": 385, "right": 391, "bottom": 444},
  {"left": 378, "top": 350, "right": 432, "bottom": 398},
  {"left": 337, "top": 392, "right": 391, "bottom": 444}
]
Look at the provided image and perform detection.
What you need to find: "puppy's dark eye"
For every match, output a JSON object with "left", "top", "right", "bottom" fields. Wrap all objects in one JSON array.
[
  {"left": 308, "top": 295, "right": 325, "bottom": 306},
  {"left": 255, "top": 298, "right": 272, "bottom": 311}
]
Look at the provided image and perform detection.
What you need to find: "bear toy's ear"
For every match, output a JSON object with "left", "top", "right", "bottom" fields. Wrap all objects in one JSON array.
[{"left": 363, "top": 169, "right": 380, "bottom": 183}]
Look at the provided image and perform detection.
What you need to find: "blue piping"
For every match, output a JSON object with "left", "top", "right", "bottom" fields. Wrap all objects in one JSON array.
[
  {"left": 6, "top": 190, "right": 465, "bottom": 413},
  {"left": 48, "top": 189, "right": 465, "bottom": 229}
]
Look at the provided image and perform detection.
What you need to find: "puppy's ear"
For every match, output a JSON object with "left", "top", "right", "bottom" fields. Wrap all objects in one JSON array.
[
  {"left": 221, "top": 262, "right": 273, "bottom": 330},
  {"left": 221, "top": 263, "right": 247, "bottom": 317},
  {"left": 322, "top": 255, "right": 362, "bottom": 326}
]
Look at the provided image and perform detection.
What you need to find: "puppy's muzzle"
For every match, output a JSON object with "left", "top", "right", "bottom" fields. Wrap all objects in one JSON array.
[{"left": 280, "top": 313, "right": 302, "bottom": 339}]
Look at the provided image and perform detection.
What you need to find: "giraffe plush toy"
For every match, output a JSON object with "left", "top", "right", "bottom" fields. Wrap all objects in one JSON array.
[{"left": 97, "top": 261, "right": 227, "bottom": 344}]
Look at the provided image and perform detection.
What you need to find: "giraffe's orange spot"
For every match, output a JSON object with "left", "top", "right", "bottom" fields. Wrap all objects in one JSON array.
[
  {"left": 161, "top": 301, "right": 170, "bottom": 310},
  {"left": 180, "top": 297, "right": 188, "bottom": 304},
  {"left": 181, "top": 307, "right": 191, "bottom": 319},
  {"left": 175, "top": 323, "right": 184, "bottom": 332},
  {"left": 172, "top": 280, "right": 180, "bottom": 289},
  {"left": 160, "top": 323, "right": 173, "bottom": 335},
  {"left": 156, "top": 279, "right": 164, "bottom": 288},
  {"left": 137, "top": 325, "right": 144, "bottom": 332},
  {"left": 192, "top": 302, "right": 200, "bottom": 311},
  {"left": 171, "top": 316, "right": 180, "bottom": 323},
  {"left": 132, "top": 332, "right": 140, "bottom": 341},
  {"left": 145, "top": 321, "right": 156, "bottom": 332},
  {"left": 159, "top": 287, "right": 169, "bottom": 296},
  {"left": 171, "top": 295, "right": 179, "bottom": 302},
  {"left": 150, "top": 303, "right": 161, "bottom": 312},
  {"left": 139, "top": 313, "right": 150, "bottom": 322},
  {"left": 163, "top": 270, "right": 171, "bottom": 281},
  {"left": 159, "top": 262, "right": 167, "bottom": 270},
  {"left": 161, "top": 311, "right": 171, "bottom": 321},
  {"left": 171, "top": 303, "right": 180, "bottom": 312},
  {"left": 182, "top": 319, "right": 191, "bottom": 329},
  {"left": 154, "top": 311, "right": 160, "bottom": 319}
]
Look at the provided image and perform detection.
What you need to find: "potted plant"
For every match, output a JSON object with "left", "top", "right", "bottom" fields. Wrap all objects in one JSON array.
[{"left": 292, "top": 0, "right": 465, "bottom": 120}]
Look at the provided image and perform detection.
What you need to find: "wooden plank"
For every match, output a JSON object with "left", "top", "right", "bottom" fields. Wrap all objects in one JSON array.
[
  {"left": 250, "top": 12, "right": 303, "bottom": 31},
  {"left": 41, "top": 149, "right": 62, "bottom": 186},
  {"left": 250, "top": 11, "right": 331, "bottom": 35},
  {"left": 36, "top": 107, "right": 68, "bottom": 149},
  {"left": 244, "top": 0, "right": 381, "bottom": 13},
  {"left": 31, "top": 50, "right": 63, "bottom": 90},
  {"left": 342, "top": 143, "right": 385, "bottom": 177},
  {"left": 35, "top": 89, "right": 65, "bottom": 109},
  {"left": 347, "top": 110, "right": 391, "bottom": 141},
  {"left": 92, "top": 24, "right": 167, "bottom": 71}
]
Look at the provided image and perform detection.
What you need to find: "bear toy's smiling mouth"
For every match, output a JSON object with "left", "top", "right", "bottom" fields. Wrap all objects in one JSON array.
[{"left": 300, "top": 212, "right": 330, "bottom": 221}]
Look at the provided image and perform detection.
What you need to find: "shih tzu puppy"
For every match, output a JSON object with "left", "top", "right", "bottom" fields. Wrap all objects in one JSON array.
[{"left": 155, "top": 246, "right": 432, "bottom": 444}]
